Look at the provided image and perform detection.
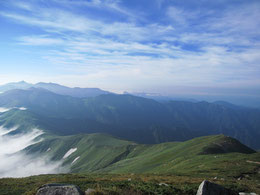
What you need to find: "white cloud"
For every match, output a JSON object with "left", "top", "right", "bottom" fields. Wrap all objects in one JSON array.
[
  {"left": 0, "top": 0, "right": 259, "bottom": 94},
  {"left": 0, "top": 107, "right": 11, "bottom": 113},
  {"left": 0, "top": 153, "right": 64, "bottom": 178},
  {"left": 0, "top": 129, "right": 43, "bottom": 156},
  {"left": 13, "top": 1, "right": 33, "bottom": 11},
  {"left": 0, "top": 107, "right": 27, "bottom": 114},
  {"left": 0, "top": 128, "right": 65, "bottom": 178},
  {"left": 206, "top": 3, "right": 260, "bottom": 35},
  {"left": 18, "top": 35, "right": 64, "bottom": 46},
  {"left": 0, "top": 11, "right": 94, "bottom": 33},
  {"left": 0, "top": 125, "right": 18, "bottom": 136},
  {"left": 167, "top": 6, "right": 187, "bottom": 25},
  {"left": 18, "top": 107, "right": 27, "bottom": 110}
]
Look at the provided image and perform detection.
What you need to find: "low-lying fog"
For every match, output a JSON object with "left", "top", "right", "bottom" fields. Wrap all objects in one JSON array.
[
  {"left": 0, "top": 107, "right": 27, "bottom": 113},
  {"left": 0, "top": 126, "right": 65, "bottom": 178}
]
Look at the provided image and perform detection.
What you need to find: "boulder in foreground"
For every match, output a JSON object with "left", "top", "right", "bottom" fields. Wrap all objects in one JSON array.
[
  {"left": 197, "top": 180, "right": 238, "bottom": 195},
  {"left": 36, "top": 183, "right": 84, "bottom": 195}
]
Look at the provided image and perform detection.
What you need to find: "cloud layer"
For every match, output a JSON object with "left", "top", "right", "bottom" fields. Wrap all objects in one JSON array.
[{"left": 0, "top": 126, "right": 64, "bottom": 178}]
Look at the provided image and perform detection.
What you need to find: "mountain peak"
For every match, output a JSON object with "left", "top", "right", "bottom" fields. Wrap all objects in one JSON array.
[
  {"left": 8, "top": 80, "right": 30, "bottom": 85},
  {"left": 1, "top": 81, "right": 110, "bottom": 98},
  {"left": 200, "top": 135, "right": 256, "bottom": 154},
  {"left": 18, "top": 80, "right": 28, "bottom": 84},
  {"left": 36, "top": 82, "right": 62, "bottom": 86}
]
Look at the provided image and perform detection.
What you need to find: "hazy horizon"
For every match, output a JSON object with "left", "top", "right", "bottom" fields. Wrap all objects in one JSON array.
[{"left": 0, "top": 80, "right": 260, "bottom": 108}]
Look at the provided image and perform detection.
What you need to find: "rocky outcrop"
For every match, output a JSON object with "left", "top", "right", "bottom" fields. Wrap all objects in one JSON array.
[
  {"left": 197, "top": 180, "right": 238, "bottom": 195},
  {"left": 36, "top": 183, "right": 84, "bottom": 195},
  {"left": 85, "top": 188, "right": 96, "bottom": 194}
]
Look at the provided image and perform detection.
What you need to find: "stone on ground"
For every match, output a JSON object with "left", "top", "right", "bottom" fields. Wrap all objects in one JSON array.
[
  {"left": 36, "top": 183, "right": 84, "bottom": 195},
  {"left": 197, "top": 180, "right": 238, "bottom": 195}
]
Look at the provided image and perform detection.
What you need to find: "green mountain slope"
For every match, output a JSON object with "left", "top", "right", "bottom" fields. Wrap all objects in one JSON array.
[{"left": 26, "top": 133, "right": 259, "bottom": 179}]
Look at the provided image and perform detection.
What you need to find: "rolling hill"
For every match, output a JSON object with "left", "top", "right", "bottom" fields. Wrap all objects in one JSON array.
[
  {"left": 0, "top": 131, "right": 259, "bottom": 194},
  {"left": 25, "top": 133, "right": 259, "bottom": 177}
]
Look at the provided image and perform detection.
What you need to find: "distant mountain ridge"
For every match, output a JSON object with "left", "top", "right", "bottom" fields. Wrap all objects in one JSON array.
[
  {"left": 0, "top": 81, "right": 32, "bottom": 92},
  {"left": 0, "top": 87, "right": 259, "bottom": 149},
  {"left": 124, "top": 91, "right": 198, "bottom": 102},
  {"left": 0, "top": 81, "right": 110, "bottom": 97}
]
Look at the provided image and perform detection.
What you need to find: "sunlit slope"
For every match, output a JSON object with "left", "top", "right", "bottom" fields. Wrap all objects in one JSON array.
[
  {"left": 101, "top": 135, "right": 258, "bottom": 177},
  {"left": 26, "top": 134, "right": 259, "bottom": 178},
  {"left": 0, "top": 109, "right": 40, "bottom": 133},
  {"left": 26, "top": 133, "right": 134, "bottom": 172}
]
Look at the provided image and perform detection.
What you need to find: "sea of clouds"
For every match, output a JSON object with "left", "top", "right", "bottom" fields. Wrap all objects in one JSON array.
[{"left": 0, "top": 125, "right": 65, "bottom": 178}]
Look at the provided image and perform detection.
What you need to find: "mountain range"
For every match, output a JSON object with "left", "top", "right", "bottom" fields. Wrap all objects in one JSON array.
[
  {"left": 0, "top": 82, "right": 259, "bottom": 149},
  {"left": 0, "top": 81, "right": 110, "bottom": 98}
]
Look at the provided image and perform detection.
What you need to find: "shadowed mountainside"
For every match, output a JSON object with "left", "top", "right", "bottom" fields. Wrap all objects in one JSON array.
[{"left": 0, "top": 87, "right": 259, "bottom": 149}]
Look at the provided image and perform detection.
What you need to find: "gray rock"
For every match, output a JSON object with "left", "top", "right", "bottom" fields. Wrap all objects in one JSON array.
[
  {"left": 197, "top": 180, "right": 238, "bottom": 195},
  {"left": 159, "top": 183, "right": 169, "bottom": 186},
  {"left": 85, "top": 188, "right": 96, "bottom": 195},
  {"left": 36, "top": 183, "right": 84, "bottom": 195}
]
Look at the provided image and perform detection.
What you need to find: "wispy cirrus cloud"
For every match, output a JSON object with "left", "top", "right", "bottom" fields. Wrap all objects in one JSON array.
[{"left": 17, "top": 35, "right": 65, "bottom": 45}]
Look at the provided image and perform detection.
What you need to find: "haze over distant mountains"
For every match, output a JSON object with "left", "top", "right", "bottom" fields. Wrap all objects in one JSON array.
[
  {"left": 1, "top": 81, "right": 260, "bottom": 108},
  {"left": 0, "top": 81, "right": 110, "bottom": 98},
  {"left": 0, "top": 81, "right": 259, "bottom": 149}
]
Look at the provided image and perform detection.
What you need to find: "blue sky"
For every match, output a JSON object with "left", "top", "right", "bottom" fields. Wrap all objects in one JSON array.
[{"left": 0, "top": 0, "right": 260, "bottom": 98}]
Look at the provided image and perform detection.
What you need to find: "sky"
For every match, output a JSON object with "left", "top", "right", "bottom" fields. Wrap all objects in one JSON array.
[{"left": 0, "top": 0, "right": 260, "bottom": 98}]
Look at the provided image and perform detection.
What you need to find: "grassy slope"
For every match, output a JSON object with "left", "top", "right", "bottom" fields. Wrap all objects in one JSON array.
[
  {"left": 26, "top": 134, "right": 260, "bottom": 178},
  {"left": 0, "top": 172, "right": 259, "bottom": 195},
  {"left": 0, "top": 110, "right": 37, "bottom": 131},
  {"left": 98, "top": 135, "right": 259, "bottom": 180},
  {"left": 26, "top": 133, "right": 134, "bottom": 172},
  {"left": 1, "top": 134, "right": 259, "bottom": 194}
]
